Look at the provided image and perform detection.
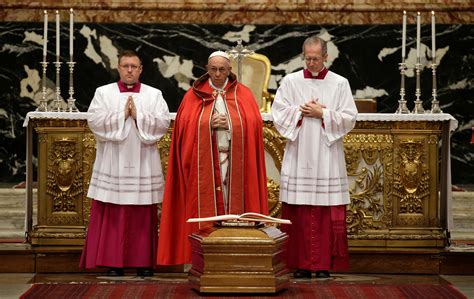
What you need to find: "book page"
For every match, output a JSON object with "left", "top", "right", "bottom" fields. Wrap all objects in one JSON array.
[{"left": 187, "top": 212, "right": 291, "bottom": 224}]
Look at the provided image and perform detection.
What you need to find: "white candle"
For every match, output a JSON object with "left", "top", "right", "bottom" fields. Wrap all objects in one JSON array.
[
  {"left": 56, "top": 10, "right": 60, "bottom": 61},
  {"left": 402, "top": 10, "right": 406, "bottom": 60},
  {"left": 69, "top": 8, "right": 74, "bottom": 57},
  {"left": 43, "top": 10, "right": 48, "bottom": 59},
  {"left": 431, "top": 11, "right": 436, "bottom": 62},
  {"left": 416, "top": 12, "right": 421, "bottom": 59}
]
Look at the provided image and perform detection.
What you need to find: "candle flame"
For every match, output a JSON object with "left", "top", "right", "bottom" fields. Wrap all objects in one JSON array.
[
  {"left": 403, "top": 10, "right": 406, "bottom": 15},
  {"left": 70, "top": 8, "right": 73, "bottom": 13},
  {"left": 432, "top": 11, "right": 435, "bottom": 16},
  {"left": 56, "top": 10, "right": 59, "bottom": 14},
  {"left": 417, "top": 12, "right": 420, "bottom": 16},
  {"left": 44, "top": 10, "right": 47, "bottom": 14}
]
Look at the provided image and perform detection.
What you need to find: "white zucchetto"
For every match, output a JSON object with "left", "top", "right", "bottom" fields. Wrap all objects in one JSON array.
[{"left": 208, "top": 50, "right": 230, "bottom": 61}]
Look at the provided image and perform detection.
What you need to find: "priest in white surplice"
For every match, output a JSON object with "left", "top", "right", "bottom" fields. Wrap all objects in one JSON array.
[
  {"left": 272, "top": 36, "right": 357, "bottom": 279},
  {"left": 80, "top": 50, "right": 170, "bottom": 277}
]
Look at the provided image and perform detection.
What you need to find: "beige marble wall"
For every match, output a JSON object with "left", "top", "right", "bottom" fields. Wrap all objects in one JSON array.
[{"left": 0, "top": 0, "right": 472, "bottom": 24}]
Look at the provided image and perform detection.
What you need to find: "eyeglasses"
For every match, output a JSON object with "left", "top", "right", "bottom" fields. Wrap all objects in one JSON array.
[
  {"left": 120, "top": 64, "right": 141, "bottom": 71},
  {"left": 303, "top": 56, "right": 324, "bottom": 63},
  {"left": 208, "top": 67, "right": 228, "bottom": 73}
]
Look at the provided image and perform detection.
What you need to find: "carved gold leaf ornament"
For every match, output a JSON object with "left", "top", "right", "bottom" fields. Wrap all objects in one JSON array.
[
  {"left": 393, "top": 139, "right": 430, "bottom": 217},
  {"left": 82, "top": 132, "right": 96, "bottom": 224},
  {"left": 361, "top": 145, "right": 379, "bottom": 165},
  {"left": 55, "top": 141, "right": 77, "bottom": 192},
  {"left": 266, "top": 178, "right": 282, "bottom": 219},
  {"left": 344, "top": 132, "right": 393, "bottom": 233},
  {"left": 157, "top": 126, "right": 173, "bottom": 177},
  {"left": 46, "top": 138, "right": 83, "bottom": 215},
  {"left": 262, "top": 122, "right": 286, "bottom": 171}
]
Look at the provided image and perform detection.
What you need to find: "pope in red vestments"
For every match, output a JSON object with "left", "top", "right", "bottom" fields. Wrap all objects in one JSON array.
[{"left": 157, "top": 51, "right": 268, "bottom": 266}]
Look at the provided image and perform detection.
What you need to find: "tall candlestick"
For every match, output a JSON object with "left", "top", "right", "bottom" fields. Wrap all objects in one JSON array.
[
  {"left": 402, "top": 11, "right": 406, "bottom": 61},
  {"left": 43, "top": 10, "right": 48, "bottom": 59},
  {"left": 431, "top": 11, "right": 436, "bottom": 62},
  {"left": 55, "top": 10, "right": 60, "bottom": 62},
  {"left": 416, "top": 12, "right": 421, "bottom": 59},
  {"left": 69, "top": 8, "right": 74, "bottom": 57}
]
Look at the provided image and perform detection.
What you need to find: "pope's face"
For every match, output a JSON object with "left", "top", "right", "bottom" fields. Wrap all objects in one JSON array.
[
  {"left": 303, "top": 42, "right": 327, "bottom": 73},
  {"left": 206, "top": 56, "right": 231, "bottom": 89},
  {"left": 118, "top": 56, "right": 142, "bottom": 85}
]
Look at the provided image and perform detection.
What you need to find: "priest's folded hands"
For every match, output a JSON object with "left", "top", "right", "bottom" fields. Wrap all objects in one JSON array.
[
  {"left": 211, "top": 112, "right": 229, "bottom": 129},
  {"left": 299, "top": 99, "right": 326, "bottom": 118},
  {"left": 124, "top": 96, "right": 137, "bottom": 120}
]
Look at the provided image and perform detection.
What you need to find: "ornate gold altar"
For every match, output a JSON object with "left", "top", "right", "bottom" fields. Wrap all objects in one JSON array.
[
  {"left": 24, "top": 113, "right": 92, "bottom": 245},
  {"left": 342, "top": 114, "right": 455, "bottom": 247},
  {"left": 188, "top": 224, "right": 288, "bottom": 293},
  {"left": 24, "top": 112, "right": 457, "bottom": 248}
]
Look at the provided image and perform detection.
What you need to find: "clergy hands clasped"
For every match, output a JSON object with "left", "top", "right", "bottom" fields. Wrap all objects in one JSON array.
[
  {"left": 124, "top": 96, "right": 137, "bottom": 120},
  {"left": 211, "top": 112, "right": 229, "bottom": 130},
  {"left": 300, "top": 98, "right": 326, "bottom": 119}
]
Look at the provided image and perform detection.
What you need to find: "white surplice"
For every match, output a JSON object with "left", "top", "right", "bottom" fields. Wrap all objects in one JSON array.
[
  {"left": 272, "top": 69, "right": 358, "bottom": 206},
  {"left": 87, "top": 83, "right": 170, "bottom": 205}
]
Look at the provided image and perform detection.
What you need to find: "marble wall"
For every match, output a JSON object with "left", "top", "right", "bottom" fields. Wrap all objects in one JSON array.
[
  {"left": 0, "top": 1, "right": 472, "bottom": 185},
  {"left": 1, "top": 1, "right": 471, "bottom": 24}
]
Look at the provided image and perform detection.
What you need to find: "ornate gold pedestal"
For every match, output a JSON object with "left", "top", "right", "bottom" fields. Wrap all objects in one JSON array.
[
  {"left": 344, "top": 119, "right": 446, "bottom": 247},
  {"left": 25, "top": 115, "right": 94, "bottom": 245},
  {"left": 188, "top": 224, "right": 289, "bottom": 293}
]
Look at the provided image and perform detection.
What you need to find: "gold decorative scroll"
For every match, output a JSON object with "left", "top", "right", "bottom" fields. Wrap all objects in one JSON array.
[
  {"left": 46, "top": 138, "right": 83, "bottom": 221},
  {"left": 393, "top": 138, "right": 431, "bottom": 226},
  {"left": 344, "top": 133, "right": 393, "bottom": 233},
  {"left": 82, "top": 132, "right": 96, "bottom": 225}
]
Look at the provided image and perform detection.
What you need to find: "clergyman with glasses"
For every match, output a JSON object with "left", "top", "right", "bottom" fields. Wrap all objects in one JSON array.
[
  {"left": 157, "top": 51, "right": 268, "bottom": 266},
  {"left": 272, "top": 35, "right": 358, "bottom": 279},
  {"left": 80, "top": 50, "right": 170, "bottom": 277}
]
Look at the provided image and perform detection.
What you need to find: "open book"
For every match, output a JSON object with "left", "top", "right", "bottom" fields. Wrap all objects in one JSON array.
[{"left": 187, "top": 212, "right": 291, "bottom": 225}]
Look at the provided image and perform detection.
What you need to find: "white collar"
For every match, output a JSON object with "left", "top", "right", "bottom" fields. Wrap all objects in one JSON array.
[{"left": 209, "top": 78, "right": 228, "bottom": 91}]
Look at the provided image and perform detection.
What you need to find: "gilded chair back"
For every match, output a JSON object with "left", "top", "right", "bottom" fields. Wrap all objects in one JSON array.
[{"left": 230, "top": 53, "right": 273, "bottom": 112}]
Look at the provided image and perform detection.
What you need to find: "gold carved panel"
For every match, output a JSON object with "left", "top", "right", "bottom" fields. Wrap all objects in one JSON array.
[
  {"left": 82, "top": 132, "right": 96, "bottom": 226},
  {"left": 46, "top": 138, "right": 83, "bottom": 222},
  {"left": 344, "top": 133, "right": 393, "bottom": 234},
  {"left": 392, "top": 134, "right": 440, "bottom": 228},
  {"left": 30, "top": 119, "right": 90, "bottom": 245},
  {"left": 346, "top": 121, "right": 444, "bottom": 246}
]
